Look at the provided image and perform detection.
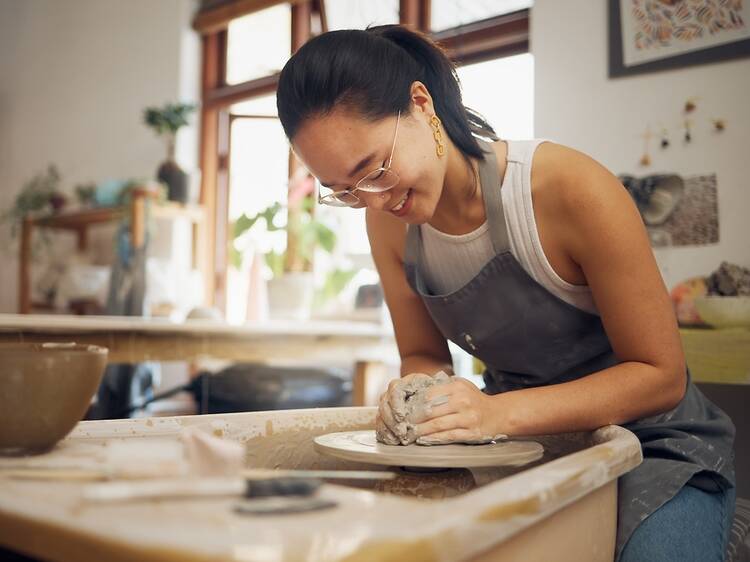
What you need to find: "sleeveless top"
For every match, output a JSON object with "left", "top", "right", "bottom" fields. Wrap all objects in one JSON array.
[
  {"left": 419, "top": 140, "right": 596, "bottom": 313},
  {"left": 403, "top": 138, "right": 735, "bottom": 560}
]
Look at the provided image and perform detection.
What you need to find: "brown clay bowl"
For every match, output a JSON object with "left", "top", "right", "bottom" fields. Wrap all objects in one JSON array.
[{"left": 0, "top": 342, "right": 108, "bottom": 456}]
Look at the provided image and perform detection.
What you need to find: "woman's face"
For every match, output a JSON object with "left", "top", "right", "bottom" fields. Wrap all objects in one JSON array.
[{"left": 292, "top": 106, "right": 447, "bottom": 224}]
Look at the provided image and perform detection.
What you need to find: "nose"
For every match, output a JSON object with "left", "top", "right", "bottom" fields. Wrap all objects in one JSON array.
[{"left": 358, "top": 190, "right": 390, "bottom": 211}]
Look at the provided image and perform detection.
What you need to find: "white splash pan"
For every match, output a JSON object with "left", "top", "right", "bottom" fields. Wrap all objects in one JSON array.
[{"left": 0, "top": 407, "right": 642, "bottom": 562}]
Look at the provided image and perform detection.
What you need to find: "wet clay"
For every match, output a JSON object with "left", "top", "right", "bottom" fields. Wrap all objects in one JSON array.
[
  {"left": 376, "top": 373, "right": 447, "bottom": 446},
  {"left": 375, "top": 373, "right": 500, "bottom": 446}
]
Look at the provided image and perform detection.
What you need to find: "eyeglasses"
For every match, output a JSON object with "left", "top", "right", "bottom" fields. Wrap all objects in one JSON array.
[{"left": 317, "top": 112, "right": 401, "bottom": 207}]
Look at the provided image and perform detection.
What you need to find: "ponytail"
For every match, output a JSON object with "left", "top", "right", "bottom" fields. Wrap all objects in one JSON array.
[{"left": 276, "top": 24, "right": 498, "bottom": 162}]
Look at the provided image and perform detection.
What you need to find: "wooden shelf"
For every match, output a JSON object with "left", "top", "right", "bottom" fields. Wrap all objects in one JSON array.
[
  {"left": 18, "top": 191, "right": 209, "bottom": 314},
  {"left": 31, "top": 202, "right": 205, "bottom": 230}
]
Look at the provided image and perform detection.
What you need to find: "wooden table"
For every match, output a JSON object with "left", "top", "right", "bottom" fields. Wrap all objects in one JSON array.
[{"left": 0, "top": 314, "right": 399, "bottom": 407}]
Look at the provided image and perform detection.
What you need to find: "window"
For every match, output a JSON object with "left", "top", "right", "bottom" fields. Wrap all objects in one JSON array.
[
  {"left": 226, "top": 4, "right": 291, "bottom": 84},
  {"left": 430, "top": 0, "right": 532, "bottom": 32},
  {"left": 228, "top": 95, "right": 287, "bottom": 219},
  {"left": 195, "top": 1, "right": 531, "bottom": 311},
  {"left": 324, "top": 0, "right": 399, "bottom": 30}
]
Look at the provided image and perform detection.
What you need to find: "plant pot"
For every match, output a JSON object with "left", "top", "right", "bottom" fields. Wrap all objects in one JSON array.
[
  {"left": 267, "top": 272, "right": 314, "bottom": 321},
  {"left": 157, "top": 159, "right": 189, "bottom": 204}
]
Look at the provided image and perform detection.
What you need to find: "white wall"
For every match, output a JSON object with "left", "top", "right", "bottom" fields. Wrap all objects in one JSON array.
[
  {"left": 0, "top": 0, "right": 200, "bottom": 313},
  {"left": 532, "top": 0, "right": 750, "bottom": 289}
]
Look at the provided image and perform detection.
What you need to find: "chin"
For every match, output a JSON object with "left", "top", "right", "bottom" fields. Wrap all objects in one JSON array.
[{"left": 403, "top": 187, "right": 438, "bottom": 225}]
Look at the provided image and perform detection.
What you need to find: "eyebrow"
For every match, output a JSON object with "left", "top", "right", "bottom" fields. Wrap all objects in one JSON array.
[{"left": 319, "top": 151, "right": 377, "bottom": 189}]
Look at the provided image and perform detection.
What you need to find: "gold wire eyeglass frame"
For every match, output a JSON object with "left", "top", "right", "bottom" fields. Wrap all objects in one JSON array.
[{"left": 316, "top": 111, "right": 401, "bottom": 207}]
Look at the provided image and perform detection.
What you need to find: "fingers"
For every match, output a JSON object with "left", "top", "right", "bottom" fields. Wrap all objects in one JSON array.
[
  {"left": 375, "top": 413, "right": 400, "bottom": 445},
  {"left": 378, "top": 392, "right": 399, "bottom": 431},
  {"left": 420, "top": 380, "right": 475, "bottom": 421},
  {"left": 414, "top": 412, "right": 467, "bottom": 439},
  {"left": 424, "top": 378, "right": 472, "bottom": 401},
  {"left": 416, "top": 429, "right": 477, "bottom": 446}
]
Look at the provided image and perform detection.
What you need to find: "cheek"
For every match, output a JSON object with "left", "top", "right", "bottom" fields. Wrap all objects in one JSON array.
[{"left": 399, "top": 146, "right": 439, "bottom": 192}]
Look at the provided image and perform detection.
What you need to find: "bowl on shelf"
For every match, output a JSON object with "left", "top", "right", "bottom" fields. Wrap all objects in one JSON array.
[
  {"left": 693, "top": 296, "right": 750, "bottom": 329},
  {"left": 0, "top": 342, "right": 108, "bottom": 456}
]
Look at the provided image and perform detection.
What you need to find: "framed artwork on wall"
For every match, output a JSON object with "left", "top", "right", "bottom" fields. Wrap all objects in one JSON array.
[{"left": 609, "top": 0, "right": 750, "bottom": 77}]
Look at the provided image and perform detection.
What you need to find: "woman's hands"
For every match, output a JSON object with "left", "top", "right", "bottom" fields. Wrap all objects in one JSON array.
[
  {"left": 377, "top": 373, "right": 506, "bottom": 445},
  {"left": 415, "top": 377, "right": 502, "bottom": 445},
  {"left": 377, "top": 373, "right": 434, "bottom": 445}
]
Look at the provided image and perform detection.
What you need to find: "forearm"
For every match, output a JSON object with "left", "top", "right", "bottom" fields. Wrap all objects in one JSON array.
[
  {"left": 492, "top": 361, "right": 686, "bottom": 436},
  {"left": 400, "top": 354, "right": 454, "bottom": 378}
]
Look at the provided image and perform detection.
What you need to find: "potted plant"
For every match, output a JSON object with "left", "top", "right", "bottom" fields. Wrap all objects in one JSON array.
[
  {"left": 231, "top": 168, "right": 356, "bottom": 320},
  {"left": 1, "top": 165, "right": 67, "bottom": 238},
  {"left": 143, "top": 102, "right": 196, "bottom": 204}
]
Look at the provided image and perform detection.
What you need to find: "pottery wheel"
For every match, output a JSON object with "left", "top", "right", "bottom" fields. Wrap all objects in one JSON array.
[{"left": 313, "top": 431, "right": 544, "bottom": 468}]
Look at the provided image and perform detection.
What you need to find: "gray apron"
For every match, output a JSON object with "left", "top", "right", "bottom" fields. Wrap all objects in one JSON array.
[{"left": 403, "top": 139, "right": 735, "bottom": 559}]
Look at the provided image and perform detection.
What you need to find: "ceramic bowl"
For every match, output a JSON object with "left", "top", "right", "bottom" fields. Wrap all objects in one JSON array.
[
  {"left": 0, "top": 342, "right": 108, "bottom": 455},
  {"left": 694, "top": 296, "right": 750, "bottom": 329}
]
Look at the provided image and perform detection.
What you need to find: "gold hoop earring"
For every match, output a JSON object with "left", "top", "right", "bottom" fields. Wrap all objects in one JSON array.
[{"left": 430, "top": 115, "right": 445, "bottom": 157}]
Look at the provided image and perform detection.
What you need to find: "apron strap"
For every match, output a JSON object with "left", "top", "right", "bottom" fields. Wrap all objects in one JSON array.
[
  {"left": 404, "top": 139, "right": 511, "bottom": 267},
  {"left": 404, "top": 219, "right": 422, "bottom": 269},
  {"left": 476, "top": 139, "right": 511, "bottom": 253}
]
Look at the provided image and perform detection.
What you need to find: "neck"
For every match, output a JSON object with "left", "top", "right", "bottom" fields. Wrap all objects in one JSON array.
[{"left": 429, "top": 140, "right": 485, "bottom": 234}]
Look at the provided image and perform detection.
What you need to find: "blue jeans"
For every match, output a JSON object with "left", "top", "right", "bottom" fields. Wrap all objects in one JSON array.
[{"left": 620, "top": 483, "right": 736, "bottom": 562}]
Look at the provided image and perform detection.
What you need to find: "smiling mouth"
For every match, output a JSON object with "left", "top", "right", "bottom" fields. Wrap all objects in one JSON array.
[{"left": 390, "top": 190, "right": 411, "bottom": 214}]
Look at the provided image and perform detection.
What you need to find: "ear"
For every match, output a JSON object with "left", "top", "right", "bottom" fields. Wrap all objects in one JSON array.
[{"left": 409, "top": 81, "right": 435, "bottom": 117}]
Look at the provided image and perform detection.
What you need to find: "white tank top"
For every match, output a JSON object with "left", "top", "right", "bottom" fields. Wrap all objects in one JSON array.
[{"left": 419, "top": 139, "right": 598, "bottom": 315}]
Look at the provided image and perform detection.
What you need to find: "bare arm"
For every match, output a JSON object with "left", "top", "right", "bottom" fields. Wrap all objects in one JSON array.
[
  {"left": 365, "top": 208, "right": 453, "bottom": 378},
  {"left": 415, "top": 144, "right": 687, "bottom": 441},
  {"left": 489, "top": 144, "right": 686, "bottom": 435}
]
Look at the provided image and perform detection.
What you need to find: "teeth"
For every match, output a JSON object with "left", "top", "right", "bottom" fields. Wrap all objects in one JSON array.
[{"left": 392, "top": 192, "right": 409, "bottom": 212}]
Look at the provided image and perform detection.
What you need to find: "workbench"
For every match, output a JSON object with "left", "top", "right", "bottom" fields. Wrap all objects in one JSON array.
[{"left": 0, "top": 314, "right": 399, "bottom": 407}]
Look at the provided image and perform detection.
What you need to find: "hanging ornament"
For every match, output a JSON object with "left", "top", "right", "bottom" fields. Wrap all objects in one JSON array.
[
  {"left": 660, "top": 127, "right": 670, "bottom": 149},
  {"left": 640, "top": 126, "right": 653, "bottom": 167},
  {"left": 711, "top": 118, "right": 726, "bottom": 132},
  {"left": 683, "top": 119, "right": 692, "bottom": 143}
]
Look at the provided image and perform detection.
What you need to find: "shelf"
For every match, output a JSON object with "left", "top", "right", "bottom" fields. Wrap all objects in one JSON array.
[
  {"left": 31, "top": 202, "right": 205, "bottom": 230},
  {"left": 18, "top": 190, "right": 209, "bottom": 314}
]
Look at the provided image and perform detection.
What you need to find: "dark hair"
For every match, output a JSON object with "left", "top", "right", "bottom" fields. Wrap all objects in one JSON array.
[{"left": 276, "top": 24, "right": 498, "bottom": 162}]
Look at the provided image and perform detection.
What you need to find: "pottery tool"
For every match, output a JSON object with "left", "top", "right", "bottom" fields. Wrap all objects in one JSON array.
[
  {"left": 1, "top": 465, "right": 396, "bottom": 483},
  {"left": 314, "top": 430, "right": 544, "bottom": 468},
  {"left": 80, "top": 471, "right": 388, "bottom": 503}
]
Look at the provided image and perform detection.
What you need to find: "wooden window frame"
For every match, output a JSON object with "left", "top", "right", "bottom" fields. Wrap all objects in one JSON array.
[{"left": 193, "top": 0, "right": 529, "bottom": 310}]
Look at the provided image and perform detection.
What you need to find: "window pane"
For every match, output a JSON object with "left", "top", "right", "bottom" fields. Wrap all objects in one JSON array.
[
  {"left": 431, "top": 0, "right": 532, "bottom": 32},
  {"left": 226, "top": 4, "right": 291, "bottom": 85},
  {"left": 226, "top": 95, "right": 289, "bottom": 324},
  {"left": 457, "top": 53, "right": 534, "bottom": 139},
  {"left": 231, "top": 95, "right": 278, "bottom": 117},
  {"left": 324, "top": 0, "right": 399, "bottom": 30},
  {"left": 228, "top": 104, "right": 288, "bottom": 220}
]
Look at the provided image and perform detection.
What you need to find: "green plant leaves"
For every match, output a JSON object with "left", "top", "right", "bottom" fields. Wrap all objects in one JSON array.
[
  {"left": 143, "top": 103, "right": 197, "bottom": 136},
  {"left": 230, "top": 201, "right": 336, "bottom": 272},
  {"left": 314, "top": 268, "right": 359, "bottom": 308}
]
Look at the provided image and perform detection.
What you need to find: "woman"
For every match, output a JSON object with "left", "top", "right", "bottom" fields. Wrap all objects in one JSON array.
[{"left": 276, "top": 25, "right": 735, "bottom": 561}]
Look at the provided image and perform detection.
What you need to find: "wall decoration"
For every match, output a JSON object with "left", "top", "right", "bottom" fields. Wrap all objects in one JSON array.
[
  {"left": 620, "top": 173, "right": 719, "bottom": 247},
  {"left": 609, "top": 0, "right": 750, "bottom": 77},
  {"left": 632, "top": 97, "right": 730, "bottom": 167}
]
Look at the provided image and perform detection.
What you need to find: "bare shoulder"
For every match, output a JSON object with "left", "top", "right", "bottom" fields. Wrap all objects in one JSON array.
[
  {"left": 530, "top": 141, "right": 624, "bottom": 213},
  {"left": 530, "top": 141, "right": 645, "bottom": 266}
]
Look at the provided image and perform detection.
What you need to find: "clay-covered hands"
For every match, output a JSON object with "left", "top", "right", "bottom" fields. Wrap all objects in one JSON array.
[
  {"left": 376, "top": 372, "right": 446, "bottom": 445},
  {"left": 376, "top": 372, "right": 505, "bottom": 446}
]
